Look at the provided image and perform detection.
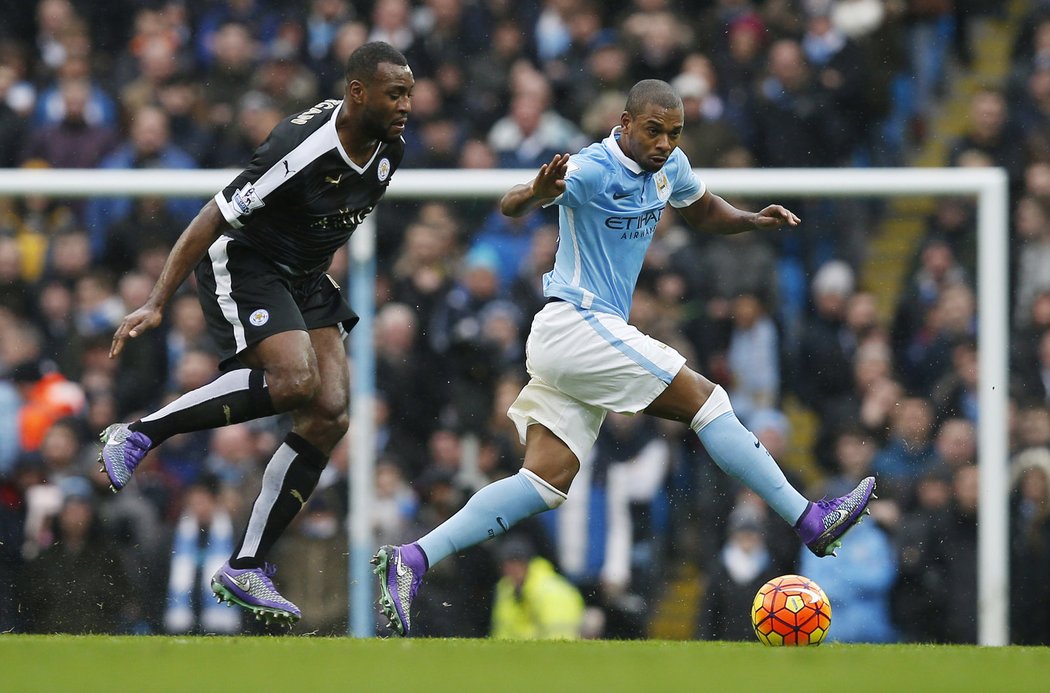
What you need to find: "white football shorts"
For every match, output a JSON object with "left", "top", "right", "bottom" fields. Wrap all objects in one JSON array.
[{"left": 507, "top": 299, "right": 686, "bottom": 462}]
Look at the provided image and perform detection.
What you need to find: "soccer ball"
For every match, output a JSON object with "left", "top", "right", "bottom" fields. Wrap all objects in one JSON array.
[{"left": 751, "top": 574, "right": 832, "bottom": 646}]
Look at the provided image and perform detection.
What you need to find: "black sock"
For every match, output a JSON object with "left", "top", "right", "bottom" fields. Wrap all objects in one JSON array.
[
  {"left": 230, "top": 432, "right": 327, "bottom": 569},
  {"left": 131, "top": 369, "right": 276, "bottom": 446}
]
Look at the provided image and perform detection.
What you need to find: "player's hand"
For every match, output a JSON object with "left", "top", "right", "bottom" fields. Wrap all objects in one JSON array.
[
  {"left": 110, "top": 304, "right": 164, "bottom": 358},
  {"left": 753, "top": 205, "right": 801, "bottom": 229},
  {"left": 531, "top": 153, "right": 570, "bottom": 200}
]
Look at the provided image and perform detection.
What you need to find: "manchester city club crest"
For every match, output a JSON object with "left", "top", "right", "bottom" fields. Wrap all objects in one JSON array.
[{"left": 377, "top": 157, "right": 391, "bottom": 182}]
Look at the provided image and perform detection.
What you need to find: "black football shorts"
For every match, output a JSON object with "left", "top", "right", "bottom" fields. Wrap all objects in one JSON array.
[{"left": 195, "top": 235, "right": 358, "bottom": 368}]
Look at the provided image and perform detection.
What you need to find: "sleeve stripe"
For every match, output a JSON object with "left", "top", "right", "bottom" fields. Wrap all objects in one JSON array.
[
  {"left": 669, "top": 178, "right": 706, "bottom": 208},
  {"left": 214, "top": 192, "right": 244, "bottom": 228}
]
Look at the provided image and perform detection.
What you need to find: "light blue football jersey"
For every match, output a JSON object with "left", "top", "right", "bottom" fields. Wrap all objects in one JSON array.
[{"left": 543, "top": 127, "right": 706, "bottom": 320}]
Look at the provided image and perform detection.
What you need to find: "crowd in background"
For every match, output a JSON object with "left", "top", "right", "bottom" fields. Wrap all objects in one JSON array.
[{"left": 1, "top": 0, "right": 1050, "bottom": 644}]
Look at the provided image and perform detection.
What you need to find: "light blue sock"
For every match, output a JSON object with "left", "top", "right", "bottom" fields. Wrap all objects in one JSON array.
[
  {"left": 692, "top": 387, "right": 809, "bottom": 525},
  {"left": 417, "top": 470, "right": 560, "bottom": 567}
]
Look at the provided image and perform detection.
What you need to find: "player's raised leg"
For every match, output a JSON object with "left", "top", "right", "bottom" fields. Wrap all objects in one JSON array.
[
  {"left": 99, "top": 367, "right": 277, "bottom": 491},
  {"left": 212, "top": 326, "right": 349, "bottom": 623},
  {"left": 645, "top": 367, "right": 875, "bottom": 557},
  {"left": 374, "top": 424, "right": 572, "bottom": 636}
]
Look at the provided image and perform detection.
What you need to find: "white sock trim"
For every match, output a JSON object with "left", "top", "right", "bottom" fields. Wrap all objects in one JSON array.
[
  {"left": 690, "top": 385, "right": 734, "bottom": 433},
  {"left": 520, "top": 468, "right": 568, "bottom": 509}
]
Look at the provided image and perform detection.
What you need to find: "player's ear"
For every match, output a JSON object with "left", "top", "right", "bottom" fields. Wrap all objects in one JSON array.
[
  {"left": 620, "top": 110, "right": 631, "bottom": 131},
  {"left": 347, "top": 78, "right": 367, "bottom": 104}
]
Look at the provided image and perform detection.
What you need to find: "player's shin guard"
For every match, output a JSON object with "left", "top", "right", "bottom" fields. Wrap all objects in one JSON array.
[
  {"left": 231, "top": 432, "right": 327, "bottom": 568},
  {"left": 132, "top": 368, "right": 277, "bottom": 445},
  {"left": 416, "top": 469, "right": 565, "bottom": 567},
  {"left": 691, "top": 385, "right": 809, "bottom": 525}
]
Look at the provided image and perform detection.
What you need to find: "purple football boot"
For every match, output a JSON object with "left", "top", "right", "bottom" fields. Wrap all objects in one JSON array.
[
  {"left": 210, "top": 561, "right": 301, "bottom": 624},
  {"left": 98, "top": 423, "right": 152, "bottom": 492},
  {"left": 795, "top": 476, "right": 877, "bottom": 557},
  {"left": 372, "top": 544, "right": 426, "bottom": 636}
]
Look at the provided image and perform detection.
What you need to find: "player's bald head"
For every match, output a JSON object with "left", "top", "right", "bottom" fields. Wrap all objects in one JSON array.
[{"left": 624, "top": 79, "right": 682, "bottom": 117}]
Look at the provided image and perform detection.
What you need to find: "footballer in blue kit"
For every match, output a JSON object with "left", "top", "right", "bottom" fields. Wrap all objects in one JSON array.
[{"left": 374, "top": 79, "right": 877, "bottom": 637}]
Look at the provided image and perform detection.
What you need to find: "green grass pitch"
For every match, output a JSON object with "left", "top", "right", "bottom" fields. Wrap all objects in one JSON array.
[{"left": 3, "top": 636, "right": 1049, "bottom": 692}]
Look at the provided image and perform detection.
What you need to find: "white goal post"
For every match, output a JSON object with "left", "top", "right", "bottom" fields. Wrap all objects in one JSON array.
[{"left": 0, "top": 167, "right": 1009, "bottom": 645}]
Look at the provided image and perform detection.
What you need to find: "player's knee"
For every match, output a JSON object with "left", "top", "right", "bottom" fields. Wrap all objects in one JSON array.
[
  {"left": 267, "top": 365, "right": 321, "bottom": 410},
  {"left": 326, "top": 410, "right": 350, "bottom": 439},
  {"left": 520, "top": 469, "right": 568, "bottom": 509}
]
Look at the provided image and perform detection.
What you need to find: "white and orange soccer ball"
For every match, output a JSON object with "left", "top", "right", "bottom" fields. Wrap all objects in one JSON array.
[{"left": 751, "top": 574, "right": 832, "bottom": 646}]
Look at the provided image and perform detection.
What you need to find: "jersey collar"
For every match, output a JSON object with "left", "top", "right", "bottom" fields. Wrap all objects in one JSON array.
[
  {"left": 603, "top": 126, "right": 642, "bottom": 175},
  {"left": 329, "top": 100, "right": 383, "bottom": 173}
]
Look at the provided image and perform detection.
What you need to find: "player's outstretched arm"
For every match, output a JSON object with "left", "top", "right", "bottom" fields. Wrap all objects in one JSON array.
[
  {"left": 499, "top": 152, "right": 570, "bottom": 218},
  {"left": 110, "top": 200, "right": 227, "bottom": 358},
  {"left": 678, "top": 190, "right": 800, "bottom": 235}
]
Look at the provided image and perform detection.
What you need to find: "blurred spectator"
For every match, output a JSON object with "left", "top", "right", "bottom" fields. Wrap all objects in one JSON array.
[
  {"left": 465, "top": 19, "right": 529, "bottom": 132},
  {"left": 406, "top": 0, "right": 489, "bottom": 78},
  {"left": 154, "top": 73, "right": 214, "bottom": 166},
  {"left": 468, "top": 208, "right": 547, "bottom": 292},
  {"left": 22, "top": 482, "right": 135, "bottom": 633},
  {"left": 208, "top": 91, "right": 284, "bottom": 167},
  {"left": 694, "top": 229, "right": 779, "bottom": 315},
  {"left": 119, "top": 36, "right": 182, "bottom": 115},
  {"left": 273, "top": 486, "right": 349, "bottom": 635},
  {"left": 930, "top": 337, "right": 979, "bottom": 424},
  {"left": 0, "top": 236, "right": 33, "bottom": 319},
  {"left": 892, "top": 463, "right": 953, "bottom": 641},
  {"left": 428, "top": 246, "right": 507, "bottom": 431},
  {"left": 375, "top": 302, "right": 444, "bottom": 474},
  {"left": 795, "top": 262, "right": 868, "bottom": 466},
  {"left": 932, "top": 418, "right": 977, "bottom": 470},
  {"left": 873, "top": 396, "right": 938, "bottom": 497},
  {"left": 12, "top": 358, "right": 86, "bottom": 453},
  {"left": 164, "top": 474, "right": 240, "bottom": 634},
  {"left": 507, "top": 223, "right": 558, "bottom": 321},
  {"left": 1010, "top": 447, "right": 1050, "bottom": 645},
  {"left": 919, "top": 197, "right": 977, "bottom": 277},
  {"left": 935, "top": 463, "right": 981, "bottom": 643},
  {"left": 371, "top": 458, "right": 418, "bottom": 548},
  {"left": 83, "top": 104, "right": 200, "bottom": 258},
  {"left": 801, "top": 1, "right": 877, "bottom": 164},
  {"left": 369, "top": 0, "right": 414, "bottom": 54},
  {"left": 798, "top": 517, "right": 898, "bottom": 643},
  {"left": 389, "top": 220, "right": 456, "bottom": 325},
  {"left": 305, "top": 0, "right": 355, "bottom": 65},
  {"left": 595, "top": 413, "right": 672, "bottom": 600},
  {"left": 752, "top": 38, "right": 848, "bottom": 168},
  {"left": 314, "top": 20, "right": 368, "bottom": 95},
  {"left": 194, "top": 0, "right": 279, "bottom": 69},
  {"left": 696, "top": 502, "right": 780, "bottom": 641},
  {"left": 947, "top": 88, "right": 1026, "bottom": 191},
  {"left": 620, "top": 9, "right": 689, "bottom": 83},
  {"left": 406, "top": 465, "right": 499, "bottom": 637},
  {"left": 199, "top": 22, "right": 261, "bottom": 130},
  {"left": 1014, "top": 195, "right": 1050, "bottom": 328},
  {"left": 253, "top": 52, "right": 319, "bottom": 115},
  {"left": 490, "top": 536, "right": 584, "bottom": 640},
  {"left": 487, "top": 68, "right": 587, "bottom": 169},
  {"left": 726, "top": 293, "right": 779, "bottom": 423},
  {"left": 672, "top": 67, "right": 741, "bottom": 169},
  {"left": 710, "top": 13, "right": 765, "bottom": 148},
  {"left": 892, "top": 237, "right": 968, "bottom": 388},
  {"left": 20, "top": 77, "right": 118, "bottom": 168},
  {"left": 1016, "top": 404, "right": 1050, "bottom": 453}
]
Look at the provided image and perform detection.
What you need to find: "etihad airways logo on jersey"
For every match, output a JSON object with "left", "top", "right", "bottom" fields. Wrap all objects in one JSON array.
[{"left": 605, "top": 207, "right": 662, "bottom": 239}]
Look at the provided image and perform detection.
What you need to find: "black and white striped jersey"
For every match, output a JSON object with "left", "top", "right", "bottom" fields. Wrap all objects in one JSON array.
[{"left": 214, "top": 98, "right": 404, "bottom": 277}]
